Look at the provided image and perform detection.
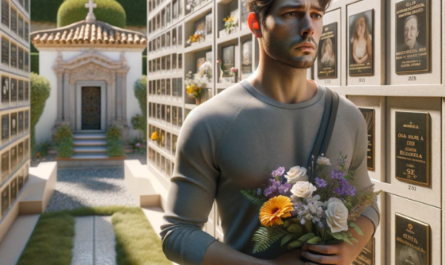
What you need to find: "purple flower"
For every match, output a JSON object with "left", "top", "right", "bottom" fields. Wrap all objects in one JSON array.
[
  {"left": 331, "top": 171, "right": 356, "bottom": 196},
  {"left": 136, "top": 143, "right": 141, "bottom": 147},
  {"left": 318, "top": 221, "right": 323, "bottom": 228},
  {"left": 278, "top": 183, "right": 291, "bottom": 194},
  {"left": 263, "top": 179, "right": 291, "bottom": 198},
  {"left": 314, "top": 177, "right": 327, "bottom": 188},
  {"left": 257, "top": 188, "right": 262, "bottom": 195},
  {"left": 300, "top": 218, "right": 306, "bottom": 225},
  {"left": 272, "top": 167, "right": 285, "bottom": 178}
]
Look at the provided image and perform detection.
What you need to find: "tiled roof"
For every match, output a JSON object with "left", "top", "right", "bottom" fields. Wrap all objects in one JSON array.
[{"left": 31, "top": 20, "right": 147, "bottom": 49}]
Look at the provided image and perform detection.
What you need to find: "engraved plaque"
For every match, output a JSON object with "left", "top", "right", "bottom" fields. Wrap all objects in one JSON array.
[
  {"left": 25, "top": 51, "right": 28, "bottom": 71},
  {"left": 222, "top": 45, "right": 235, "bottom": 77},
  {"left": 1, "top": 152, "right": 9, "bottom": 181},
  {"left": 18, "top": 15, "right": 23, "bottom": 38},
  {"left": 242, "top": 40, "right": 252, "bottom": 76},
  {"left": 18, "top": 111, "right": 23, "bottom": 133},
  {"left": 1, "top": 38, "right": 8, "bottom": 64},
  {"left": 1, "top": 114, "right": 8, "bottom": 140},
  {"left": 11, "top": 78, "right": 16, "bottom": 102},
  {"left": 10, "top": 146, "right": 16, "bottom": 171},
  {"left": 24, "top": 81, "right": 29, "bottom": 100},
  {"left": 10, "top": 112, "right": 16, "bottom": 136},
  {"left": 1, "top": 185, "right": 9, "bottom": 216},
  {"left": 2, "top": 76, "right": 9, "bottom": 103},
  {"left": 395, "top": 111, "right": 430, "bottom": 186},
  {"left": 10, "top": 177, "right": 16, "bottom": 202},
  {"left": 395, "top": 0, "right": 430, "bottom": 74},
  {"left": 18, "top": 142, "right": 23, "bottom": 164},
  {"left": 360, "top": 108, "right": 375, "bottom": 170},
  {"left": 24, "top": 110, "right": 28, "bottom": 130},
  {"left": 18, "top": 175, "right": 23, "bottom": 190},
  {"left": 353, "top": 238, "right": 375, "bottom": 265},
  {"left": 1, "top": 0, "right": 9, "bottom": 27},
  {"left": 318, "top": 22, "right": 338, "bottom": 79},
  {"left": 18, "top": 80, "right": 23, "bottom": 101},
  {"left": 25, "top": 21, "right": 29, "bottom": 42},
  {"left": 349, "top": 10, "right": 374, "bottom": 76},
  {"left": 10, "top": 8, "right": 16, "bottom": 34},
  {"left": 395, "top": 213, "right": 430, "bottom": 265},
  {"left": 18, "top": 47, "right": 23, "bottom": 70}
]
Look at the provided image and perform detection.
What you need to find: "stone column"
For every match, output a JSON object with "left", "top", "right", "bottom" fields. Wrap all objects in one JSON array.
[
  {"left": 121, "top": 73, "right": 127, "bottom": 126},
  {"left": 56, "top": 72, "right": 63, "bottom": 122},
  {"left": 63, "top": 72, "right": 70, "bottom": 123},
  {"left": 69, "top": 82, "right": 75, "bottom": 131},
  {"left": 110, "top": 77, "right": 116, "bottom": 124},
  {"left": 116, "top": 74, "right": 122, "bottom": 121}
]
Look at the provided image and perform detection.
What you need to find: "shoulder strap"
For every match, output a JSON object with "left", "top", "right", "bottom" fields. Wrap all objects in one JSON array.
[{"left": 307, "top": 87, "right": 340, "bottom": 183}]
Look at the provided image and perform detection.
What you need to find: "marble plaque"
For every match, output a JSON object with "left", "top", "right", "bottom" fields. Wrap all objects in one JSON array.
[
  {"left": 1, "top": 0, "right": 9, "bottom": 27},
  {"left": 25, "top": 21, "right": 29, "bottom": 41},
  {"left": 353, "top": 238, "right": 374, "bottom": 265},
  {"left": 205, "top": 13, "right": 212, "bottom": 36},
  {"left": 18, "top": 111, "right": 23, "bottom": 133},
  {"left": 242, "top": 40, "right": 252, "bottom": 75},
  {"left": 10, "top": 177, "right": 16, "bottom": 202},
  {"left": 1, "top": 185, "right": 9, "bottom": 216},
  {"left": 1, "top": 114, "right": 8, "bottom": 140},
  {"left": 18, "top": 47, "right": 23, "bottom": 70},
  {"left": 241, "top": 0, "right": 249, "bottom": 29},
  {"left": 1, "top": 38, "right": 8, "bottom": 64},
  {"left": 24, "top": 81, "right": 28, "bottom": 100},
  {"left": 18, "top": 80, "right": 23, "bottom": 101},
  {"left": 11, "top": 78, "right": 16, "bottom": 102},
  {"left": 18, "top": 175, "right": 23, "bottom": 190},
  {"left": 2, "top": 152, "right": 9, "bottom": 180},
  {"left": 2, "top": 76, "right": 9, "bottom": 103},
  {"left": 10, "top": 146, "right": 16, "bottom": 171},
  {"left": 18, "top": 142, "right": 23, "bottom": 164},
  {"left": 18, "top": 16, "right": 23, "bottom": 38},
  {"left": 222, "top": 45, "right": 235, "bottom": 77},
  {"left": 395, "top": 0, "right": 430, "bottom": 74},
  {"left": 24, "top": 139, "right": 28, "bottom": 158},
  {"left": 395, "top": 213, "right": 430, "bottom": 265},
  {"left": 318, "top": 22, "right": 338, "bottom": 79},
  {"left": 395, "top": 111, "right": 430, "bottom": 186},
  {"left": 25, "top": 51, "right": 28, "bottom": 71},
  {"left": 349, "top": 10, "right": 374, "bottom": 76},
  {"left": 10, "top": 8, "right": 16, "bottom": 34},
  {"left": 360, "top": 108, "right": 375, "bottom": 170},
  {"left": 24, "top": 110, "right": 28, "bottom": 130}
]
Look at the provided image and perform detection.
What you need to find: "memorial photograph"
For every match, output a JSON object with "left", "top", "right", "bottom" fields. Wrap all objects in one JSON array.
[
  {"left": 395, "top": 213, "right": 429, "bottom": 265},
  {"left": 222, "top": 45, "right": 234, "bottom": 77},
  {"left": 359, "top": 108, "right": 375, "bottom": 171},
  {"left": 349, "top": 10, "right": 374, "bottom": 76},
  {"left": 395, "top": 0, "right": 430, "bottom": 74},
  {"left": 241, "top": 40, "right": 252, "bottom": 76},
  {"left": 317, "top": 22, "right": 337, "bottom": 79},
  {"left": 1, "top": 77, "right": 8, "bottom": 104}
]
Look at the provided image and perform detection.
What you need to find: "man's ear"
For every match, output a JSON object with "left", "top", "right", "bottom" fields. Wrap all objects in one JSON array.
[{"left": 248, "top": 12, "right": 262, "bottom": 38}]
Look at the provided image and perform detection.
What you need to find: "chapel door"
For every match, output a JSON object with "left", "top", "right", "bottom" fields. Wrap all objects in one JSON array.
[{"left": 81, "top": 87, "right": 101, "bottom": 130}]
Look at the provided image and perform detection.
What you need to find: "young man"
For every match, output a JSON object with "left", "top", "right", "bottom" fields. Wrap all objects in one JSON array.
[{"left": 160, "top": 0, "right": 380, "bottom": 264}]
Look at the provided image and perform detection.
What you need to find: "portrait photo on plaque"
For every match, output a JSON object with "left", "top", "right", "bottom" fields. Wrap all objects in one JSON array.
[
  {"left": 2, "top": 76, "right": 9, "bottom": 103},
  {"left": 353, "top": 238, "right": 374, "bottom": 265},
  {"left": 205, "top": 13, "right": 212, "bottom": 36},
  {"left": 222, "top": 45, "right": 235, "bottom": 77},
  {"left": 242, "top": 40, "right": 252, "bottom": 76},
  {"left": 349, "top": 10, "right": 374, "bottom": 76},
  {"left": 2, "top": 114, "right": 8, "bottom": 140},
  {"left": 395, "top": 0, "right": 430, "bottom": 74},
  {"left": 318, "top": 22, "right": 337, "bottom": 79},
  {"left": 395, "top": 213, "right": 430, "bottom": 265},
  {"left": 359, "top": 108, "right": 375, "bottom": 171},
  {"left": 395, "top": 111, "right": 430, "bottom": 186}
]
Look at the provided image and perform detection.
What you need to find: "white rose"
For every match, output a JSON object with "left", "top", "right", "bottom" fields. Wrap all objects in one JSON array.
[
  {"left": 284, "top": 166, "right": 308, "bottom": 184},
  {"left": 325, "top": 198, "right": 349, "bottom": 233},
  {"left": 317, "top": 157, "right": 331, "bottom": 166},
  {"left": 291, "top": 181, "right": 317, "bottom": 199}
]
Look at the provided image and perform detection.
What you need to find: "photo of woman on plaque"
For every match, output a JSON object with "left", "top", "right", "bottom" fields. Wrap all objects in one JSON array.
[
  {"left": 317, "top": 22, "right": 337, "bottom": 79},
  {"left": 349, "top": 10, "right": 374, "bottom": 76},
  {"left": 395, "top": 0, "right": 429, "bottom": 74}
]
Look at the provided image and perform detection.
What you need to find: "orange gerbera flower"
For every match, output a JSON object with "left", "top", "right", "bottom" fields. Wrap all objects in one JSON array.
[{"left": 259, "top": 196, "right": 294, "bottom": 227}]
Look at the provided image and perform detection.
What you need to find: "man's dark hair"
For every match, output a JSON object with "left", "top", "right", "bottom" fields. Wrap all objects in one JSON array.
[{"left": 245, "top": 0, "right": 332, "bottom": 26}]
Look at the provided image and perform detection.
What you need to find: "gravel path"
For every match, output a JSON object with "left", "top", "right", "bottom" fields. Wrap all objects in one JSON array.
[{"left": 45, "top": 168, "right": 138, "bottom": 212}]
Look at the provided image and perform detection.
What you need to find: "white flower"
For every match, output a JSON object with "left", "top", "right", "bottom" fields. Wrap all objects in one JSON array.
[
  {"left": 317, "top": 156, "right": 331, "bottom": 165},
  {"left": 291, "top": 181, "right": 317, "bottom": 199},
  {"left": 284, "top": 166, "right": 308, "bottom": 184},
  {"left": 325, "top": 198, "right": 349, "bottom": 233}
]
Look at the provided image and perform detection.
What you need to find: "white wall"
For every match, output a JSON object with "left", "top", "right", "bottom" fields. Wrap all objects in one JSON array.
[{"left": 34, "top": 50, "right": 144, "bottom": 144}]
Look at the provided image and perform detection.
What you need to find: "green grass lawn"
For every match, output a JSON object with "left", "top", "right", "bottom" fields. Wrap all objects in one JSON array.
[{"left": 17, "top": 206, "right": 172, "bottom": 265}]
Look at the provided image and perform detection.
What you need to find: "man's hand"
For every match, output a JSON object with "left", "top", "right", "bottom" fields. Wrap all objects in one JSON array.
[
  {"left": 271, "top": 249, "right": 306, "bottom": 265},
  {"left": 300, "top": 215, "right": 375, "bottom": 265}
]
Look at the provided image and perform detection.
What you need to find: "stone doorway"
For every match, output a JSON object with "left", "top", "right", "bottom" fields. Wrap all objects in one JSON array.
[{"left": 81, "top": 87, "right": 101, "bottom": 130}]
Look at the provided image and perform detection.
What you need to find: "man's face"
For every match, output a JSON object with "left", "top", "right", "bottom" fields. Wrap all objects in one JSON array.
[
  {"left": 404, "top": 17, "right": 419, "bottom": 49},
  {"left": 260, "top": 0, "right": 324, "bottom": 68}
]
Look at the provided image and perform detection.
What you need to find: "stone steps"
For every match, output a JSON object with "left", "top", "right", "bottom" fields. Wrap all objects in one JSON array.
[
  {"left": 73, "top": 146, "right": 108, "bottom": 153},
  {"left": 72, "top": 133, "right": 109, "bottom": 160}
]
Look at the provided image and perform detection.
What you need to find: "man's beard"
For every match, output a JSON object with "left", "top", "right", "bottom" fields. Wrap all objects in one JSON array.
[{"left": 263, "top": 34, "right": 319, "bottom": 69}]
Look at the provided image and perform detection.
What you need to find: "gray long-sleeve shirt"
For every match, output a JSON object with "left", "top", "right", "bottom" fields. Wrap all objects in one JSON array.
[{"left": 160, "top": 80, "right": 380, "bottom": 265}]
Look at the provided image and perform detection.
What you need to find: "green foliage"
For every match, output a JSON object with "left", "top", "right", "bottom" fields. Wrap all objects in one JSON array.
[
  {"left": 133, "top": 76, "right": 147, "bottom": 137},
  {"left": 55, "top": 125, "right": 74, "bottom": 158},
  {"left": 32, "top": 141, "right": 50, "bottom": 159},
  {"left": 31, "top": 73, "right": 51, "bottom": 150},
  {"left": 107, "top": 125, "right": 125, "bottom": 157},
  {"left": 131, "top": 114, "right": 144, "bottom": 131},
  {"left": 240, "top": 190, "right": 267, "bottom": 209},
  {"left": 252, "top": 226, "right": 289, "bottom": 253},
  {"left": 31, "top": 53, "right": 40, "bottom": 75},
  {"left": 31, "top": 0, "right": 146, "bottom": 26},
  {"left": 142, "top": 55, "right": 147, "bottom": 75},
  {"left": 57, "top": 0, "right": 126, "bottom": 28}
]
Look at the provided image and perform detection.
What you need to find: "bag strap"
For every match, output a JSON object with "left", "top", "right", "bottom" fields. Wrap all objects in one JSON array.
[{"left": 307, "top": 87, "right": 340, "bottom": 183}]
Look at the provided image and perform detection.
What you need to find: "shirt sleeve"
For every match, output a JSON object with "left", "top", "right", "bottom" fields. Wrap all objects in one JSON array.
[
  {"left": 347, "top": 108, "right": 381, "bottom": 237},
  {"left": 160, "top": 110, "right": 219, "bottom": 265}
]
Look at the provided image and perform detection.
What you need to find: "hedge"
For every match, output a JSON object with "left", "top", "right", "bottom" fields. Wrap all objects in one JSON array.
[
  {"left": 31, "top": 53, "right": 40, "bottom": 75},
  {"left": 55, "top": 125, "right": 74, "bottom": 158},
  {"left": 31, "top": 0, "right": 146, "bottom": 27},
  {"left": 31, "top": 73, "right": 51, "bottom": 150},
  {"left": 106, "top": 125, "right": 125, "bottom": 157},
  {"left": 58, "top": 0, "right": 126, "bottom": 28},
  {"left": 133, "top": 76, "right": 147, "bottom": 139}
]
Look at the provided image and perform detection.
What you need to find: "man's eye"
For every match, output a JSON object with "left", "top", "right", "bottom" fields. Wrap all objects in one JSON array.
[
  {"left": 312, "top": 13, "right": 322, "bottom": 19},
  {"left": 285, "top": 12, "right": 297, "bottom": 17}
]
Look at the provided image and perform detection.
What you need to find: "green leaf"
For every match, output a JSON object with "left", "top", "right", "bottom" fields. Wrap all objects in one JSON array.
[
  {"left": 328, "top": 231, "right": 345, "bottom": 241},
  {"left": 307, "top": 236, "right": 322, "bottom": 244},
  {"left": 283, "top": 221, "right": 290, "bottom": 228},
  {"left": 298, "top": 233, "right": 315, "bottom": 242},
  {"left": 287, "top": 240, "right": 304, "bottom": 249},
  {"left": 252, "top": 226, "right": 289, "bottom": 253},
  {"left": 346, "top": 231, "right": 353, "bottom": 238},
  {"left": 287, "top": 224, "right": 302, "bottom": 235},
  {"left": 281, "top": 235, "right": 293, "bottom": 246},
  {"left": 305, "top": 220, "right": 313, "bottom": 233},
  {"left": 350, "top": 237, "right": 359, "bottom": 243},
  {"left": 240, "top": 190, "right": 267, "bottom": 209},
  {"left": 349, "top": 222, "right": 364, "bottom": 236},
  {"left": 343, "top": 237, "right": 353, "bottom": 245}
]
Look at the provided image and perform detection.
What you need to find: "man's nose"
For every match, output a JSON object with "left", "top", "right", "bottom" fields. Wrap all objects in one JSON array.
[{"left": 300, "top": 13, "right": 315, "bottom": 37}]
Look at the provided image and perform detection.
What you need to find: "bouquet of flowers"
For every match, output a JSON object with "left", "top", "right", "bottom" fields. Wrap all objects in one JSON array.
[
  {"left": 223, "top": 15, "right": 238, "bottom": 34},
  {"left": 185, "top": 71, "right": 209, "bottom": 99},
  {"left": 241, "top": 153, "right": 380, "bottom": 253},
  {"left": 187, "top": 29, "right": 205, "bottom": 45}
]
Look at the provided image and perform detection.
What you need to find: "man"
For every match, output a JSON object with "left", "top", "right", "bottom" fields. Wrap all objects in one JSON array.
[
  {"left": 160, "top": 0, "right": 379, "bottom": 264},
  {"left": 403, "top": 15, "right": 423, "bottom": 51}
]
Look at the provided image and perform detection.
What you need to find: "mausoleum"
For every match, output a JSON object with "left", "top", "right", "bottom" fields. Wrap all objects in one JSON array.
[{"left": 30, "top": 0, "right": 147, "bottom": 149}]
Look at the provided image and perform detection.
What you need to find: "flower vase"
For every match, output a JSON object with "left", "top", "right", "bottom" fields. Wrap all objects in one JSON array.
[{"left": 195, "top": 97, "right": 202, "bottom": 106}]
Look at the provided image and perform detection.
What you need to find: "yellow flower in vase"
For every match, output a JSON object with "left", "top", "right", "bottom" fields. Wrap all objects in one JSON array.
[
  {"left": 186, "top": 86, "right": 194, "bottom": 95},
  {"left": 259, "top": 195, "right": 294, "bottom": 227},
  {"left": 151, "top": 131, "right": 158, "bottom": 140}
]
